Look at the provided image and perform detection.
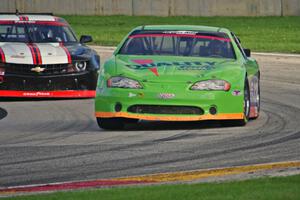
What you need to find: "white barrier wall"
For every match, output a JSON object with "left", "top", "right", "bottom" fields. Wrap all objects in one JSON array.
[{"left": 0, "top": 0, "right": 299, "bottom": 16}]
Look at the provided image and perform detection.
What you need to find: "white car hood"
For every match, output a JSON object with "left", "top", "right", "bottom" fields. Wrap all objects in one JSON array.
[{"left": 0, "top": 42, "right": 70, "bottom": 65}]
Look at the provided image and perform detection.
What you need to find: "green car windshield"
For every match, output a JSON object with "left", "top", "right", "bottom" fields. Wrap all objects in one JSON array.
[{"left": 119, "top": 31, "right": 236, "bottom": 59}]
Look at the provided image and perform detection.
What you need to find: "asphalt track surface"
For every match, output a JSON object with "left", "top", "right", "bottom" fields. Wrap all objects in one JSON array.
[{"left": 0, "top": 49, "right": 299, "bottom": 188}]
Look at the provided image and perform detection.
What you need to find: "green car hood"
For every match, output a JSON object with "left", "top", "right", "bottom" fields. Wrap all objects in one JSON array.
[{"left": 112, "top": 55, "right": 243, "bottom": 83}]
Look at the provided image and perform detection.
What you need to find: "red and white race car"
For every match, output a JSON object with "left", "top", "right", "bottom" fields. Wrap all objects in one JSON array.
[{"left": 0, "top": 12, "right": 99, "bottom": 98}]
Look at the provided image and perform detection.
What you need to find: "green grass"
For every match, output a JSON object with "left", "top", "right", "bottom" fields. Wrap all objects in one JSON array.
[
  {"left": 6, "top": 174, "right": 300, "bottom": 200},
  {"left": 62, "top": 15, "right": 300, "bottom": 53}
]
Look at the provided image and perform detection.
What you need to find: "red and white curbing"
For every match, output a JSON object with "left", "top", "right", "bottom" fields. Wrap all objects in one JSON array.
[{"left": 1, "top": 160, "right": 299, "bottom": 196}]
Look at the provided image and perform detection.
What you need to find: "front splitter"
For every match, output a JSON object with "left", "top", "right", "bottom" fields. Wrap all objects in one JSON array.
[{"left": 95, "top": 111, "right": 244, "bottom": 121}]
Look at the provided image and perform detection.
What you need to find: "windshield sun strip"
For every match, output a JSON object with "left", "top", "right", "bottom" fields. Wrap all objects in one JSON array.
[
  {"left": 0, "top": 20, "right": 67, "bottom": 26},
  {"left": 128, "top": 34, "right": 231, "bottom": 42}
]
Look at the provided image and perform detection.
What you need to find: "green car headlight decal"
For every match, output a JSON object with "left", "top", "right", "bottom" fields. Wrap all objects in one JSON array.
[
  {"left": 190, "top": 80, "right": 231, "bottom": 91},
  {"left": 107, "top": 76, "right": 143, "bottom": 89}
]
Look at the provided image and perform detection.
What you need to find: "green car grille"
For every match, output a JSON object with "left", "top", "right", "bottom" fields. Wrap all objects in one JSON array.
[{"left": 127, "top": 105, "right": 204, "bottom": 115}]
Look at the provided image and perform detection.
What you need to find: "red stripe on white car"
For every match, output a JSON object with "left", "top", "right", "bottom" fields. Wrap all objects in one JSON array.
[
  {"left": 26, "top": 44, "right": 37, "bottom": 65},
  {"left": 0, "top": 21, "right": 15, "bottom": 25},
  {"left": 59, "top": 43, "right": 72, "bottom": 64},
  {"left": 34, "top": 43, "right": 69, "bottom": 64},
  {"left": 1, "top": 43, "right": 35, "bottom": 64},
  {"left": 32, "top": 43, "right": 43, "bottom": 65},
  {"left": 18, "top": 16, "right": 29, "bottom": 21},
  {"left": 0, "top": 47, "right": 6, "bottom": 63}
]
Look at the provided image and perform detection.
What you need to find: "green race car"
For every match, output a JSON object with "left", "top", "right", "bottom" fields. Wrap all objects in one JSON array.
[{"left": 95, "top": 25, "right": 260, "bottom": 130}]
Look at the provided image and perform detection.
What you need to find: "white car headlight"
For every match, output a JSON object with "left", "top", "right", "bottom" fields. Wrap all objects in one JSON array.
[
  {"left": 107, "top": 77, "right": 142, "bottom": 89},
  {"left": 190, "top": 80, "right": 231, "bottom": 91},
  {"left": 74, "top": 61, "right": 87, "bottom": 71}
]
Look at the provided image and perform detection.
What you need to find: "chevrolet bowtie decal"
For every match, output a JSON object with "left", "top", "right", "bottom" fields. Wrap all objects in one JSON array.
[{"left": 30, "top": 66, "right": 46, "bottom": 73}]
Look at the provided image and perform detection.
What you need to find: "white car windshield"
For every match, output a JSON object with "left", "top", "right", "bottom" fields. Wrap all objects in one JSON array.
[{"left": 0, "top": 22, "right": 77, "bottom": 43}]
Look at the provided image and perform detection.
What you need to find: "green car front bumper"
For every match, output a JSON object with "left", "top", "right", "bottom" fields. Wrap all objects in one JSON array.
[{"left": 94, "top": 82, "right": 245, "bottom": 121}]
